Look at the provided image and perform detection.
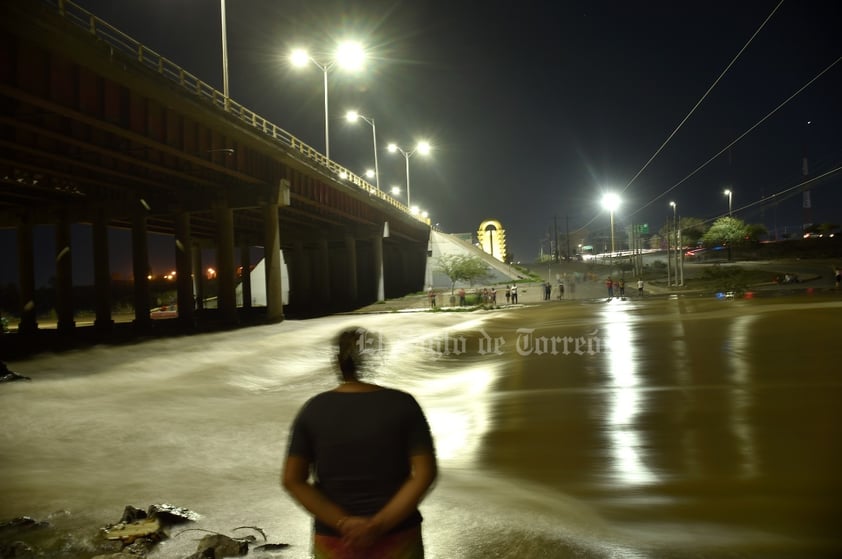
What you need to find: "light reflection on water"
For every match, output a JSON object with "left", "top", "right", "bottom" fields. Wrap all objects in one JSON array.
[
  {"left": 726, "top": 314, "right": 759, "bottom": 480},
  {"left": 600, "top": 300, "right": 656, "bottom": 485}
]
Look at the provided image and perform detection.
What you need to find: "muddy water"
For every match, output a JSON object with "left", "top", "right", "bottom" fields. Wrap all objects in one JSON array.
[{"left": 1, "top": 295, "right": 841, "bottom": 558}]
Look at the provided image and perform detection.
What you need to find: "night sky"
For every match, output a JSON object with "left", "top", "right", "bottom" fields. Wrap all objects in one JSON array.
[{"left": 2, "top": 0, "right": 841, "bottom": 286}]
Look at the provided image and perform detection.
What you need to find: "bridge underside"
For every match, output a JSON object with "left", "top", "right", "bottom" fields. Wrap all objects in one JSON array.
[{"left": 0, "top": 1, "right": 429, "bottom": 353}]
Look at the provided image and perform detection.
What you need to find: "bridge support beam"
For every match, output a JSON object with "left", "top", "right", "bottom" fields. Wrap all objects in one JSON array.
[
  {"left": 345, "top": 234, "right": 358, "bottom": 305},
  {"left": 175, "top": 211, "right": 195, "bottom": 327},
  {"left": 193, "top": 243, "right": 204, "bottom": 311},
  {"left": 318, "top": 238, "right": 330, "bottom": 309},
  {"left": 240, "top": 239, "right": 252, "bottom": 311},
  {"left": 92, "top": 208, "right": 114, "bottom": 332},
  {"left": 131, "top": 209, "right": 152, "bottom": 330},
  {"left": 16, "top": 218, "right": 38, "bottom": 334},
  {"left": 214, "top": 203, "right": 238, "bottom": 326},
  {"left": 374, "top": 224, "right": 385, "bottom": 303},
  {"left": 55, "top": 213, "right": 75, "bottom": 333},
  {"left": 263, "top": 205, "right": 284, "bottom": 323}
]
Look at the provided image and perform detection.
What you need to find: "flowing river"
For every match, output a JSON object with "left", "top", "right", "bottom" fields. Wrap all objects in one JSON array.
[{"left": 2, "top": 294, "right": 841, "bottom": 558}]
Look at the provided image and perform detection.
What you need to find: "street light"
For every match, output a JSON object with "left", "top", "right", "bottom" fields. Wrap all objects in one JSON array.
[
  {"left": 601, "top": 192, "right": 621, "bottom": 256},
  {"left": 724, "top": 188, "right": 732, "bottom": 216},
  {"left": 290, "top": 41, "right": 366, "bottom": 161},
  {"left": 220, "top": 0, "right": 229, "bottom": 103},
  {"left": 387, "top": 141, "right": 431, "bottom": 208},
  {"left": 670, "top": 201, "right": 678, "bottom": 286},
  {"left": 346, "top": 110, "right": 380, "bottom": 190}
]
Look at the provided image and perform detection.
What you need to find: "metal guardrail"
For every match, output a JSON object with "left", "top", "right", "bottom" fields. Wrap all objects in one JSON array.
[{"left": 49, "top": 0, "right": 426, "bottom": 222}]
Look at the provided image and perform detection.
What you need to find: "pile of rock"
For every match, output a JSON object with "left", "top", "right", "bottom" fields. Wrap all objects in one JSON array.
[{"left": 0, "top": 504, "right": 290, "bottom": 558}]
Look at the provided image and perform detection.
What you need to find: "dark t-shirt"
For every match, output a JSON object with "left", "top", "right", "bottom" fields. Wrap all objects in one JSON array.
[{"left": 286, "top": 387, "right": 435, "bottom": 535}]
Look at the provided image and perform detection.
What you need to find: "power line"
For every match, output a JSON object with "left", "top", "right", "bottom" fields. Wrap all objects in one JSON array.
[
  {"left": 629, "top": 55, "right": 842, "bottom": 219},
  {"left": 568, "top": 1, "right": 786, "bottom": 238},
  {"left": 621, "top": 0, "right": 786, "bottom": 195}
]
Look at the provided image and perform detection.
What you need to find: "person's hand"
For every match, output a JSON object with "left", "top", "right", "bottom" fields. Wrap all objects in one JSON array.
[{"left": 339, "top": 516, "right": 384, "bottom": 549}]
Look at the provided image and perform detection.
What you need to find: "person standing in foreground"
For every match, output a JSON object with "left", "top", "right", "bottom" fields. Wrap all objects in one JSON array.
[{"left": 282, "top": 328, "right": 437, "bottom": 559}]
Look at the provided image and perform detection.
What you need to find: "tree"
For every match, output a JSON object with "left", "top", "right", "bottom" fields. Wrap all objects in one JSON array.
[
  {"left": 676, "top": 216, "right": 707, "bottom": 247},
  {"left": 702, "top": 217, "right": 748, "bottom": 261},
  {"left": 744, "top": 222, "right": 768, "bottom": 242},
  {"left": 435, "top": 254, "right": 490, "bottom": 296}
]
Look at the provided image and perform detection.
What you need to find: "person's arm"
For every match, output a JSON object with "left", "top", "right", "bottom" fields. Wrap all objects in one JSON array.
[
  {"left": 341, "top": 451, "right": 437, "bottom": 548},
  {"left": 281, "top": 454, "right": 350, "bottom": 531}
]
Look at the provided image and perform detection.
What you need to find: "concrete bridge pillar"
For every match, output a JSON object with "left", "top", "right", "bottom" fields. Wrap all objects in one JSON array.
[
  {"left": 174, "top": 211, "right": 195, "bottom": 327},
  {"left": 192, "top": 243, "right": 204, "bottom": 311},
  {"left": 290, "top": 240, "right": 312, "bottom": 308},
  {"left": 92, "top": 208, "right": 114, "bottom": 332},
  {"left": 318, "top": 238, "right": 330, "bottom": 308},
  {"left": 374, "top": 223, "right": 386, "bottom": 302},
  {"left": 214, "top": 203, "right": 238, "bottom": 325},
  {"left": 345, "top": 234, "right": 358, "bottom": 304},
  {"left": 240, "top": 239, "right": 252, "bottom": 311},
  {"left": 55, "top": 213, "right": 75, "bottom": 333},
  {"left": 16, "top": 218, "right": 38, "bottom": 334},
  {"left": 131, "top": 209, "right": 152, "bottom": 329},
  {"left": 263, "top": 204, "right": 284, "bottom": 323}
]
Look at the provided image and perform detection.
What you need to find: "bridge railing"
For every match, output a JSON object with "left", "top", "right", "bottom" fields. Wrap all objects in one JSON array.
[{"left": 50, "top": 0, "right": 425, "bottom": 223}]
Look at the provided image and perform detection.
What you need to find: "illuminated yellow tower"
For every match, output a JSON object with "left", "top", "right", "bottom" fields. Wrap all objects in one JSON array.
[{"left": 477, "top": 219, "right": 507, "bottom": 262}]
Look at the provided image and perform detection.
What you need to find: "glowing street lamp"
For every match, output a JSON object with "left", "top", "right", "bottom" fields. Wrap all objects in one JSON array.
[
  {"left": 601, "top": 192, "right": 621, "bottom": 255},
  {"left": 290, "top": 41, "right": 366, "bottom": 161},
  {"left": 220, "top": 0, "right": 229, "bottom": 103},
  {"left": 388, "top": 141, "right": 431, "bottom": 208},
  {"left": 390, "top": 185, "right": 401, "bottom": 197},
  {"left": 724, "top": 188, "right": 733, "bottom": 216},
  {"left": 346, "top": 110, "right": 380, "bottom": 190}
]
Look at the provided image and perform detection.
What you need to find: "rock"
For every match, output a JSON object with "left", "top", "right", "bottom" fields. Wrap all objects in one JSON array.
[
  {"left": 119, "top": 506, "right": 147, "bottom": 524},
  {"left": 196, "top": 533, "right": 249, "bottom": 557},
  {"left": 101, "top": 516, "right": 162, "bottom": 543},
  {"left": 0, "top": 362, "right": 31, "bottom": 382},
  {"left": 0, "top": 516, "right": 49, "bottom": 536},
  {"left": 90, "top": 553, "right": 140, "bottom": 559},
  {"left": 255, "top": 542, "right": 291, "bottom": 551},
  {"left": 147, "top": 503, "right": 200, "bottom": 525},
  {"left": 0, "top": 540, "right": 35, "bottom": 557}
]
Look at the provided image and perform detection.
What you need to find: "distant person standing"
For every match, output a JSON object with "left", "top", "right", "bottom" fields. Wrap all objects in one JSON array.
[
  {"left": 637, "top": 278, "right": 644, "bottom": 297},
  {"left": 511, "top": 284, "right": 518, "bottom": 304},
  {"left": 605, "top": 277, "right": 614, "bottom": 299},
  {"left": 618, "top": 278, "right": 625, "bottom": 298},
  {"left": 458, "top": 287, "right": 466, "bottom": 306},
  {"left": 557, "top": 280, "right": 565, "bottom": 300},
  {"left": 835, "top": 267, "right": 841, "bottom": 289},
  {"left": 427, "top": 286, "right": 436, "bottom": 308},
  {"left": 505, "top": 286, "right": 511, "bottom": 305}
]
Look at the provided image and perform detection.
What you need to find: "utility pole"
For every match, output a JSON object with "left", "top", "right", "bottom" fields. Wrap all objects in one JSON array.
[
  {"left": 565, "top": 215, "right": 571, "bottom": 263},
  {"left": 553, "top": 215, "right": 559, "bottom": 263},
  {"left": 666, "top": 218, "right": 671, "bottom": 287}
]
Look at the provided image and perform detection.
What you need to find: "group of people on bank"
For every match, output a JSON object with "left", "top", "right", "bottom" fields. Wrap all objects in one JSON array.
[{"left": 605, "top": 277, "right": 644, "bottom": 298}]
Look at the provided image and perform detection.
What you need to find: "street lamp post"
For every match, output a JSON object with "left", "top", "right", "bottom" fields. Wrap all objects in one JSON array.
[
  {"left": 346, "top": 110, "right": 379, "bottom": 191},
  {"left": 724, "top": 188, "right": 732, "bottom": 216},
  {"left": 290, "top": 41, "right": 365, "bottom": 161},
  {"left": 670, "top": 201, "right": 678, "bottom": 286},
  {"left": 220, "top": 0, "right": 229, "bottom": 106},
  {"left": 388, "top": 141, "right": 431, "bottom": 209},
  {"left": 601, "top": 192, "right": 620, "bottom": 270}
]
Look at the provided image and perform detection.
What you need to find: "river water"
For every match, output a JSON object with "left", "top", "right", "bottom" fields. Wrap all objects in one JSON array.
[{"left": 2, "top": 294, "right": 841, "bottom": 558}]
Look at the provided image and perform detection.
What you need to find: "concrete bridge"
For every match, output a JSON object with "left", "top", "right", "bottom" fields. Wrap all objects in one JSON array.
[{"left": 0, "top": 0, "right": 431, "bottom": 343}]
